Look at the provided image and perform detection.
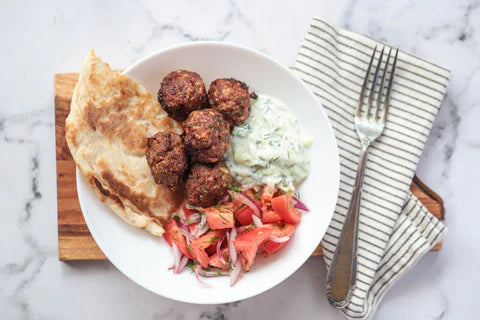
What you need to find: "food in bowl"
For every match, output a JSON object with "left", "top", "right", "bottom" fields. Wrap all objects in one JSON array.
[
  {"left": 157, "top": 74, "right": 313, "bottom": 287},
  {"left": 226, "top": 94, "right": 313, "bottom": 192},
  {"left": 67, "top": 50, "right": 313, "bottom": 288},
  {"left": 166, "top": 186, "right": 310, "bottom": 287},
  {"left": 184, "top": 162, "right": 232, "bottom": 207},
  {"left": 184, "top": 109, "right": 231, "bottom": 164},
  {"left": 146, "top": 131, "right": 188, "bottom": 190},
  {"left": 208, "top": 78, "right": 256, "bottom": 126},
  {"left": 158, "top": 70, "right": 208, "bottom": 121}
]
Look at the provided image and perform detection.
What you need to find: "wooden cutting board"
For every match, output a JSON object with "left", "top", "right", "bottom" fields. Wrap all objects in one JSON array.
[{"left": 55, "top": 72, "right": 445, "bottom": 261}]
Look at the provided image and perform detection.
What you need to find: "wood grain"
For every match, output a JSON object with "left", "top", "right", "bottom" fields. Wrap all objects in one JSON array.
[{"left": 55, "top": 72, "right": 444, "bottom": 261}]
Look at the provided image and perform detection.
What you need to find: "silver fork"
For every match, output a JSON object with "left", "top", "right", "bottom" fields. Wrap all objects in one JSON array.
[{"left": 326, "top": 46, "right": 399, "bottom": 309}]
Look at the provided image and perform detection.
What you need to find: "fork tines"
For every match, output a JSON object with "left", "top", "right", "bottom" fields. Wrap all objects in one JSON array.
[{"left": 356, "top": 46, "right": 399, "bottom": 124}]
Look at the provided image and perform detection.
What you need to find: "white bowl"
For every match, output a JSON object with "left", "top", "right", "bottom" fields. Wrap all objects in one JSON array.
[{"left": 77, "top": 42, "right": 339, "bottom": 304}]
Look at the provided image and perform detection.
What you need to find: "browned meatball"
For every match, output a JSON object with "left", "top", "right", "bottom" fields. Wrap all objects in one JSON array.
[
  {"left": 158, "top": 70, "right": 208, "bottom": 121},
  {"left": 185, "top": 162, "right": 232, "bottom": 207},
  {"left": 146, "top": 131, "right": 188, "bottom": 190},
  {"left": 184, "top": 109, "right": 231, "bottom": 163},
  {"left": 208, "top": 78, "right": 256, "bottom": 126}
]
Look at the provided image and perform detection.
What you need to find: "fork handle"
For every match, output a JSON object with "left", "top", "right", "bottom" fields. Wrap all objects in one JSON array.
[{"left": 326, "top": 143, "right": 370, "bottom": 308}]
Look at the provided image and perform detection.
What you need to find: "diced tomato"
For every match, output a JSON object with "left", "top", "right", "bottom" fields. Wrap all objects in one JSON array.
[
  {"left": 205, "top": 203, "right": 235, "bottom": 230},
  {"left": 235, "top": 227, "right": 272, "bottom": 244},
  {"left": 188, "top": 223, "right": 197, "bottom": 234},
  {"left": 189, "top": 230, "right": 223, "bottom": 268},
  {"left": 206, "top": 245, "right": 217, "bottom": 256},
  {"left": 245, "top": 189, "right": 262, "bottom": 207},
  {"left": 209, "top": 247, "right": 229, "bottom": 270},
  {"left": 235, "top": 205, "right": 254, "bottom": 225},
  {"left": 182, "top": 204, "right": 197, "bottom": 217},
  {"left": 189, "top": 245, "right": 209, "bottom": 268},
  {"left": 262, "top": 209, "right": 282, "bottom": 223},
  {"left": 236, "top": 225, "right": 252, "bottom": 234},
  {"left": 191, "top": 231, "right": 223, "bottom": 250},
  {"left": 235, "top": 241, "right": 257, "bottom": 271},
  {"left": 271, "top": 194, "right": 301, "bottom": 224},
  {"left": 164, "top": 219, "right": 191, "bottom": 258},
  {"left": 233, "top": 189, "right": 261, "bottom": 219},
  {"left": 234, "top": 227, "right": 272, "bottom": 271},
  {"left": 260, "top": 187, "right": 273, "bottom": 209},
  {"left": 259, "top": 223, "right": 295, "bottom": 253}
]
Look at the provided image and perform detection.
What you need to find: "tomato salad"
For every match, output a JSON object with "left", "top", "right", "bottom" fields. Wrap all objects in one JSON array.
[{"left": 164, "top": 186, "right": 309, "bottom": 287}]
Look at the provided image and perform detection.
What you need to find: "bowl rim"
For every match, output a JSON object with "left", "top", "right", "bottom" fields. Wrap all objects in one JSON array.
[{"left": 80, "top": 41, "right": 340, "bottom": 304}]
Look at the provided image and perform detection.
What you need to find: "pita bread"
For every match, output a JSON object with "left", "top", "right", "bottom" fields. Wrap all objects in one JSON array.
[{"left": 66, "top": 50, "right": 183, "bottom": 237}]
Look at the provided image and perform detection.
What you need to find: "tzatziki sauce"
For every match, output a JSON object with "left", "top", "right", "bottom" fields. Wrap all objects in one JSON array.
[{"left": 225, "top": 94, "right": 313, "bottom": 192}]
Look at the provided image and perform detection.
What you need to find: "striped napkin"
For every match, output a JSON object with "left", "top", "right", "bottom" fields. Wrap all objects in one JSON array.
[{"left": 294, "top": 18, "right": 449, "bottom": 319}]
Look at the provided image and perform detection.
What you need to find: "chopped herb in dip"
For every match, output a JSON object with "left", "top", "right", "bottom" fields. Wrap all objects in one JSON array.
[{"left": 225, "top": 94, "right": 313, "bottom": 192}]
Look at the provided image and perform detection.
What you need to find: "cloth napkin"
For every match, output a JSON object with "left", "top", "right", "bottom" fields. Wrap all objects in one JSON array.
[{"left": 293, "top": 18, "right": 449, "bottom": 319}]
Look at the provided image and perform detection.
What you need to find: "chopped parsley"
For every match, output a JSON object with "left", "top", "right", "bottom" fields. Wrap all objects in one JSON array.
[
  {"left": 219, "top": 213, "right": 230, "bottom": 222},
  {"left": 287, "top": 198, "right": 293, "bottom": 209},
  {"left": 227, "top": 183, "right": 242, "bottom": 192},
  {"left": 186, "top": 260, "right": 195, "bottom": 271},
  {"left": 203, "top": 236, "right": 219, "bottom": 244}
]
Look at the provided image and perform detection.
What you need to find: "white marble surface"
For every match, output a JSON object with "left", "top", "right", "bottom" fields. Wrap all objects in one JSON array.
[{"left": 1, "top": 0, "right": 479, "bottom": 319}]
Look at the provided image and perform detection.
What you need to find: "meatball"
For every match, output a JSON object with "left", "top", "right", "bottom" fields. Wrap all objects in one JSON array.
[
  {"left": 208, "top": 78, "right": 256, "bottom": 126},
  {"left": 158, "top": 70, "right": 208, "bottom": 121},
  {"left": 185, "top": 162, "right": 232, "bottom": 207},
  {"left": 146, "top": 131, "right": 188, "bottom": 190},
  {"left": 184, "top": 109, "right": 231, "bottom": 163}
]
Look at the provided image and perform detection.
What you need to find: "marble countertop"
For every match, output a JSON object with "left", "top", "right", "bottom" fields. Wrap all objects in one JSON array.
[{"left": 1, "top": 0, "right": 479, "bottom": 319}]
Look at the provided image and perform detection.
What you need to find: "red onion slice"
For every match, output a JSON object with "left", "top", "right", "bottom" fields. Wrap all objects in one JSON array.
[
  {"left": 269, "top": 235, "right": 290, "bottom": 243},
  {"left": 171, "top": 242, "right": 181, "bottom": 273},
  {"left": 231, "top": 192, "right": 261, "bottom": 217},
  {"left": 227, "top": 228, "right": 238, "bottom": 265},
  {"left": 251, "top": 214, "right": 263, "bottom": 228},
  {"left": 216, "top": 232, "right": 227, "bottom": 266},
  {"left": 230, "top": 260, "right": 242, "bottom": 287},
  {"left": 179, "top": 228, "right": 193, "bottom": 245},
  {"left": 184, "top": 213, "right": 201, "bottom": 225},
  {"left": 198, "top": 268, "right": 229, "bottom": 277},
  {"left": 292, "top": 196, "right": 310, "bottom": 211},
  {"left": 176, "top": 255, "right": 189, "bottom": 273},
  {"left": 196, "top": 223, "right": 209, "bottom": 238},
  {"left": 240, "top": 192, "right": 262, "bottom": 212},
  {"left": 194, "top": 213, "right": 209, "bottom": 238},
  {"left": 177, "top": 221, "right": 195, "bottom": 244},
  {"left": 195, "top": 265, "right": 213, "bottom": 288}
]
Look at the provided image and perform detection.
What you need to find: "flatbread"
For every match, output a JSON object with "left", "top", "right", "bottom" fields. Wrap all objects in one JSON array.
[{"left": 66, "top": 50, "right": 183, "bottom": 237}]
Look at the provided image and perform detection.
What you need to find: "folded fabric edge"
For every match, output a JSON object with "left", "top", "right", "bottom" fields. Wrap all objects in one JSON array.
[
  {"left": 340, "top": 195, "right": 447, "bottom": 319},
  {"left": 310, "top": 16, "right": 452, "bottom": 75}
]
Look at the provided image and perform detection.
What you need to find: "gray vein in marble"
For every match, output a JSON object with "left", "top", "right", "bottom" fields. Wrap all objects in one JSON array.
[
  {"left": 442, "top": 95, "right": 461, "bottom": 177},
  {"left": 3, "top": 257, "right": 33, "bottom": 275},
  {"left": 8, "top": 151, "right": 48, "bottom": 320},
  {"left": 22, "top": 153, "right": 42, "bottom": 223},
  {"left": 434, "top": 310, "right": 446, "bottom": 320},
  {"left": 458, "top": 1, "right": 480, "bottom": 41},
  {"left": 4, "top": 136, "right": 29, "bottom": 144},
  {"left": 0, "top": 109, "right": 52, "bottom": 320},
  {"left": 130, "top": 0, "right": 255, "bottom": 58},
  {"left": 198, "top": 302, "right": 240, "bottom": 320},
  {"left": 433, "top": 293, "right": 449, "bottom": 320}
]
